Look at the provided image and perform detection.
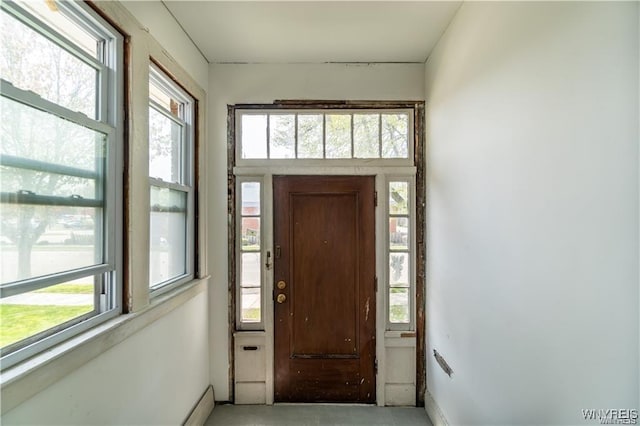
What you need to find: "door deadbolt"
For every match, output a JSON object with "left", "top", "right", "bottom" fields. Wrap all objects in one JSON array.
[
  {"left": 277, "top": 280, "right": 286, "bottom": 289},
  {"left": 276, "top": 294, "right": 286, "bottom": 304}
]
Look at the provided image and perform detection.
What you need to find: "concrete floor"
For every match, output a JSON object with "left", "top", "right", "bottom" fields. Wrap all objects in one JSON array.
[{"left": 205, "top": 404, "right": 433, "bottom": 426}]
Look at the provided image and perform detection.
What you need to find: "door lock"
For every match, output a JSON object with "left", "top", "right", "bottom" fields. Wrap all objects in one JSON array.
[
  {"left": 276, "top": 293, "right": 287, "bottom": 304},
  {"left": 277, "top": 280, "right": 286, "bottom": 289}
]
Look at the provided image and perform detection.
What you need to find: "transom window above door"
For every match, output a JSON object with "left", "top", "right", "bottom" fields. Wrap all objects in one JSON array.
[{"left": 236, "top": 110, "right": 413, "bottom": 164}]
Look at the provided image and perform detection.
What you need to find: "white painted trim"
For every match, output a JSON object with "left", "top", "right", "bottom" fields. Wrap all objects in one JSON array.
[
  {"left": 183, "top": 385, "right": 215, "bottom": 426},
  {"left": 0, "top": 277, "right": 209, "bottom": 414},
  {"left": 424, "top": 389, "right": 449, "bottom": 426},
  {"left": 263, "top": 173, "right": 275, "bottom": 405},
  {"left": 375, "top": 173, "right": 386, "bottom": 407}
]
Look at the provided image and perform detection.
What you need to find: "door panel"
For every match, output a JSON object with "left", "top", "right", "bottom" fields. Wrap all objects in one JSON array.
[{"left": 274, "top": 176, "right": 375, "bottom": 403}]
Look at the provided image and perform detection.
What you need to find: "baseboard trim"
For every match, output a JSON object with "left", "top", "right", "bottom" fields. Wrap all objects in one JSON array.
[
  {"left": 183, "top": 385, "right": 215, "bottom": 426},
  {"left": 424, "top": 389, "right": 449, "bottom": 426}
]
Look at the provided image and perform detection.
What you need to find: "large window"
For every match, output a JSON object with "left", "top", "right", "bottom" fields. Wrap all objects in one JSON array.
[
  {"left": 0, "top": 0, "right": 122, "bottom": 368},
  {"left": 148, "top": 64, "right": 195, "bottom": 292}
]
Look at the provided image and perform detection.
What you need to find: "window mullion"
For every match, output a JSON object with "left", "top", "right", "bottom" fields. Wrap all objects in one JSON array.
[
  {"left": 1, "top": 80, "right": 113, "bottom": 134},
  {"left": 0, "top": 264, "right": 112, "bottom": 299}
]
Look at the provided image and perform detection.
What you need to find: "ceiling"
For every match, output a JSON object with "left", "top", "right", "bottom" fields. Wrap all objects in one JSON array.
[{"left": 162, "top": 1, "right": 462, "bottom": 64}]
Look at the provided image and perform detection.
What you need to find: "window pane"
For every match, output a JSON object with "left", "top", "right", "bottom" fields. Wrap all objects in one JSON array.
[
  {"left": 241, "top": 217, "right": 260, "bottom": 251},
  {"left": 15, "top": 0, "right": 99, "bottom": 57},
  {"left": 389, "top": 288, "right": 409, "bottom": 323},
  {"left": 381, "top": 114, "right": 409, "bottom": 158},
  {"left": 1, "top": 96, "right": 106, "bottom": 171},
  {"left": 389, "top": 182, "right": 408, "bottom": 215},
  {"left": 269, "top": 114, "right": 295, "bottom": 159},
  {"left": 149, "top": 106, "right": 183, "bottom": 183},
  {"left": 0, "top": 10, "right": 97, "bottom": 118},
  {"left": 0, "top": 205, "right": 100, "bottom": 284},
  {"left": 297, "top": 114, "right": 323, "bottom": 159},
  {"left": 389, "top": 252, "right": 409, "bottom": 287},
  {"left": 325, "top": 114, "right": 351, "bottom": 159},
  {"left": 150, "top": 81, "right": 181, "bottom": 119},
  {"left": 241, "top": 115, "right": 267, "bottom": 159},
  {"left": 240, "top": 287, "right": 260, "bottom": 323},
  {"left": 149, "top": 186, "right": 187, "bottom": 287},
  {"left": 389, "top": 217, "right": 409, "bottom": 251},
  {"left": 353, "top": 114, "right": 379, "bottom": 158},
  {"left": 241, "top": 252, "right": 260, "bottom": 287},
  {"left": 0, "top": 276, "right": 95, "bottom": 349},
  {"left": 1, "top": 168, "right": 96, "bottom": 199},
  {"left": 241, "top": 182, "right": 260, "bottom": 215}
]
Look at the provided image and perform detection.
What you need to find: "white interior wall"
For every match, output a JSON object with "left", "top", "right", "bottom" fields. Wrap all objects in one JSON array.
[
  {"left": 208, "top": 63, "right": 425, "bottom": 400},
  {"left": 424, "top": 2, "right": 639, "bottom": 424},
  {"left": 2, "top": 293, "right": 209, "bottom": 425},
  {"left": 2, "top": 2, "right": 211, "bottom": 423}
]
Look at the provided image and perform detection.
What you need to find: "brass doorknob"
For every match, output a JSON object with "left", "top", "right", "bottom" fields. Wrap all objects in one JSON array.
[{"left": 276, "top": 293, "right": 286, "bottom": 304}]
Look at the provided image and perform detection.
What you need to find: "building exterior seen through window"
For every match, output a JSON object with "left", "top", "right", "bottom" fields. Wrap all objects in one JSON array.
[{"left": 238, "top": 180, "right": 262, "bottom": 325}]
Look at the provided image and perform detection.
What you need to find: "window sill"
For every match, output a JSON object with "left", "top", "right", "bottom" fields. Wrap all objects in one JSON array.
[{"left": 0, "top": 276, "right": 209, "bottom": 414}]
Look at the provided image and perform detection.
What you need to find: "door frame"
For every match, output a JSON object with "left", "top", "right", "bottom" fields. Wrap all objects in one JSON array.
[{"left": 227, "top": 101, "right": 426, "bottom": 406}]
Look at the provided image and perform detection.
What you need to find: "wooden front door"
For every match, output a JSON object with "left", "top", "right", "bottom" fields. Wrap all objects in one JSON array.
[{"left": 273, "top": 176, "right": 376, "bottom": 403}]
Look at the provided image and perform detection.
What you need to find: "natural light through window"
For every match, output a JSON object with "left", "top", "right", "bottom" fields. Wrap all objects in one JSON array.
[
  {"left": 0, "top": 0, "right": 122, "bottom": 368},
  {"left": 239, "top": 111, "right": 410, "bottom": 161},
  {"left": 238, "top": 180, "right": 262, "bottom": 326},
  {"left": 148, "top": 65, "right": 194, "bottom": 291}
]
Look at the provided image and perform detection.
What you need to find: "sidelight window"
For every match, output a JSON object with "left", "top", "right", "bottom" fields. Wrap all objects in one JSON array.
[
  {"left": 0, "top": 0, "right": 123, "bottom": 368},
  {"left": 387, "top": 178, "right": 414, "bottom": 330},
  {"left": 236, "top": 178, "right": 263, "bottom": 328}
]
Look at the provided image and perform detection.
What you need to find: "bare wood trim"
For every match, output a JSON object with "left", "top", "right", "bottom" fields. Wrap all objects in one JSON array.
[
  {"left": 193, "top": 99, "right": 201, "bottom": 278},
  {"left": 236, "top": 101, "right": 420, "bottom": 110},
  {"left": 227, "top": 105, "right": 237, "bottom": 402},
  {"left": 414, "top": 103, "right": 426, "bottom": 406},
  {"left": 121, "top": 33, "right": 132, "bottom": 313}
]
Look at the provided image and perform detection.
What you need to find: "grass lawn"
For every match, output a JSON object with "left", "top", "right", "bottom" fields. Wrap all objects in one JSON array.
[
  {"left": 242, "top": 307, "right": 260, "bottom": 322},
  {"left": 0, "top": 304, "right": 93, "bottom": 348},
  {"left": 34, "top": 283, "right": 93, "bottom": 294}
]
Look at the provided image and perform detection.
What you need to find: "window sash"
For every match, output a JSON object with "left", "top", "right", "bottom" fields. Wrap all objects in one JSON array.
[
  {"left": 147, "top": 66, "right": 195, "bottom": 295},
  {"left": 0, "top": 0, "right": 122, "bottom": 370}
]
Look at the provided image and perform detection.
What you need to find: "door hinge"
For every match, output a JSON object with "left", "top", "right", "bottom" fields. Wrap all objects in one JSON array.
[
  {"left": 374, "top": 358, "right": 378, "bottom": 375},
  {"left": 374, "top": 191, "right": 378, "bottom": 207},
  {"left": 374, "top": 276, "right": 378, "bottom": 292}
]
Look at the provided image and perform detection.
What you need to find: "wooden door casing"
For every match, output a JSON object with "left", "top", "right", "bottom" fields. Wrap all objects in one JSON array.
[{"left": 274, "top": 175, "right": 376, "bottom": 403}]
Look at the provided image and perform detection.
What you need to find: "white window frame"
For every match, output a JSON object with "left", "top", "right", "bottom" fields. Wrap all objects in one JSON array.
[
  {"left": 0, "top": 0, "right": 123, "bottom": 370},
  {"left": 236, "top": 176, "right": 265, "bottom": 330},
  {"left": 385, "top": 175, "right": 416, "bottom": 331},
  {"left": 148, "top": 63, "right": 195, "bottom": 296},
  {"left": 235, "top": 109, "right": 414, "bottom": 168}
]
